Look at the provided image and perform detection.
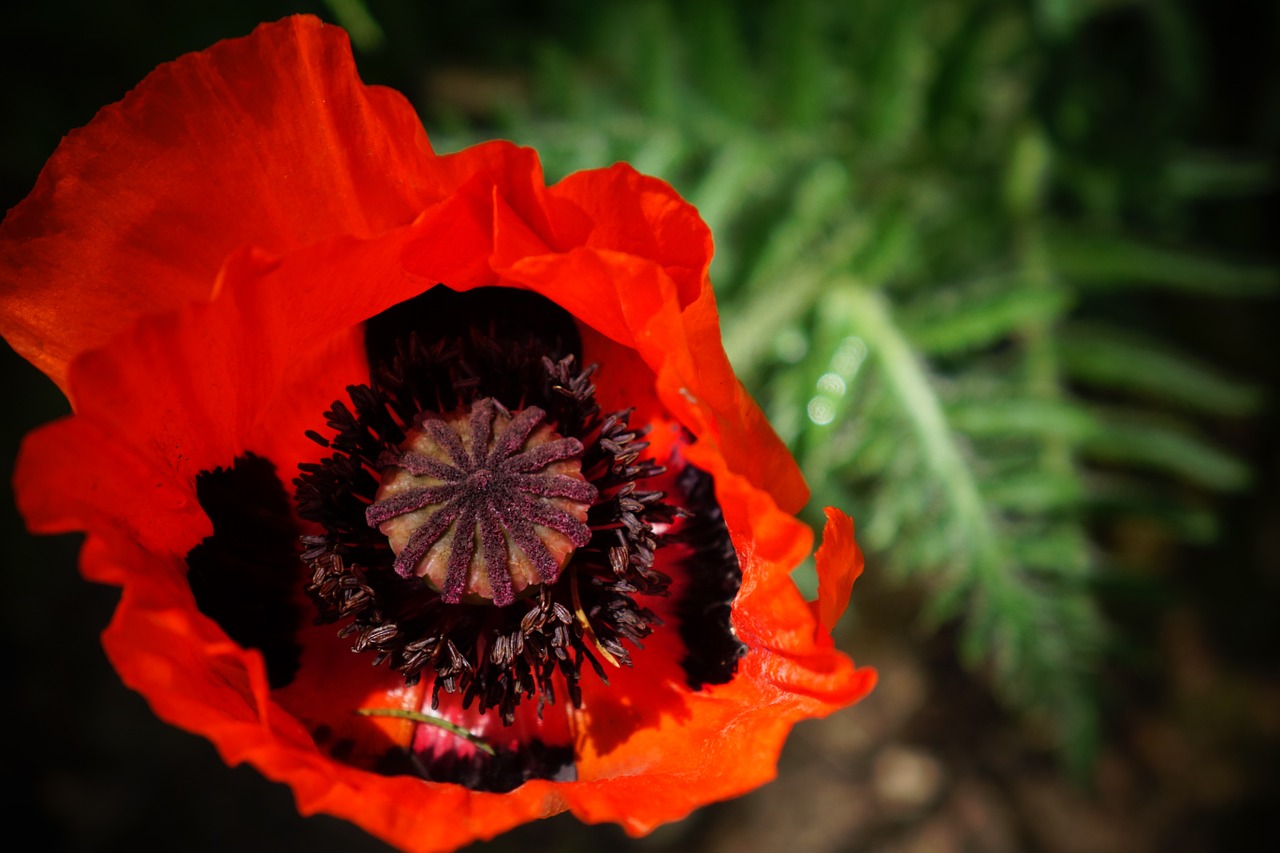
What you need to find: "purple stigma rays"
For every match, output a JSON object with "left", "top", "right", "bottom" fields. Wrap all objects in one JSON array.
[{"left": 366, "top": 398, "right": 597, "bottom": 607}]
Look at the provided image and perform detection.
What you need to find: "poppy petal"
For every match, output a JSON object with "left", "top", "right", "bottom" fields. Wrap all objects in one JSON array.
[
  {"left": 14, "top": 414, "right": 212, "bottom": 566},
  {"left": 548, "top": 163, "right": 713, "bottom": 307},
  {"left": 814, "top": 507, "right": 864, "bottom": 639},
  {"left": 474, "top": 235, "right": 873, "bottom": 832},
  {"left": 490, "top": 233, "right": 809, "bottom": 515},
  {"left": 91, "top": 535, "right": 568, "bottom": 853},
  {"left": 0, "top": 15, "right": 436, "bottom": 394}
]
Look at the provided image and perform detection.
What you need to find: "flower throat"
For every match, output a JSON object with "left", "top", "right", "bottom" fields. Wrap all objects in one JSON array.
[{"left": 294, "top": 287, "right": 673, "bottom": 724}]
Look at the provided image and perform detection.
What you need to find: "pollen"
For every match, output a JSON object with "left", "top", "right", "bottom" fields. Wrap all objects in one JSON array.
[{"left": 366, "top": 398, "right": 597, "bottom": 607}]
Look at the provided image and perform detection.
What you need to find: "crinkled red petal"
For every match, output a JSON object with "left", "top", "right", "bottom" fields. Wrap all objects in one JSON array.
[
  {"left": 814, "top": 507, "right": 864, "bottom": 640},
  {"left": 89, "top": 536, "right": 567, "bottom": 853},
  {"left": 0, "top": 15, "right": 436, "bottom": 395}
]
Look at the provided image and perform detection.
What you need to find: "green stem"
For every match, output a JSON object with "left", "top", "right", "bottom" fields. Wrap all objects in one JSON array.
[
  {"left": 844, "top": 286, "right": 1004, "bottom": 572},
  {"left": 356, "top": 708, "right": 497, "bottom": 756},
  {"left": 844, "top": 285, "right": 1100, "bottom": 768}
]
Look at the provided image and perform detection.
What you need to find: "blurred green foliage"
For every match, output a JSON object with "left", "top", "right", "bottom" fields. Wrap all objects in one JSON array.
[{"left": 408, "top": 0, "right": 1277, "bottom": 772}]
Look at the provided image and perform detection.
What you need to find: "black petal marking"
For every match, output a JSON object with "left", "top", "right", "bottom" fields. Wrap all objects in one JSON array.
[
  {"left": 186, "top": 454, "right": 302, "bottom": 689},
  {"left": 669, "top": 463, "right": 747, "bottom": 690}
]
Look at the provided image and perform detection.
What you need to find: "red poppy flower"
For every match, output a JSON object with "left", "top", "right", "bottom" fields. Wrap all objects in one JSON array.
[{"left": 2, "top": 16, "right": 875, "bottom": 853}]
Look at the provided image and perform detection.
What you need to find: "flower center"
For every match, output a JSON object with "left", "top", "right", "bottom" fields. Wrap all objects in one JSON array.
[
  {"left": 365, "top": 398, "right": 597, "bottom": 607},
  {"left": 295, "top": 289, "right": 676, "bottom": 724}
]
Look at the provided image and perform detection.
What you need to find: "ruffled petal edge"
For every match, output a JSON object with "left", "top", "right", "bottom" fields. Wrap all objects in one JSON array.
[{"left": 0, "top": 15, "right": 436, "bottom": 394}]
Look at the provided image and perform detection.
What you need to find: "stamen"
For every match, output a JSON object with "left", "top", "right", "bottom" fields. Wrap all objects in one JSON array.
[
  {"left": 569, "top": 566, "right": 621, "bottom": 669},
  {"left": 295, "top": 292, "right": 682, "bottom": 736},
  {"left": 366, "top": 398, "right": 597, "bottom": 607}
]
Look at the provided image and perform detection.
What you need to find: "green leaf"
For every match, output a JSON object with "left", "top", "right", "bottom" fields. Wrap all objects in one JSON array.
[
  {"left": 1085, "top": 476, "right": 1220, "bottom": 543},
  {"left": 836, "top": 285, "right": 1104, "bottom": 768},
  {"left": 1083, "top": 410, "right": 1251, "bottom": 491},
  {"left": 1060, "top": 324, "right": 1263, "bottom": 415},
  {"left": 1048, "top": 230, "right": 1278, "bottom": 296},
  {"left": 1008, "top": 524, "right": 1090, "bottom": 575},
  {"left": 903, "top": 281, "right": 1072, "bottom": 354},
  {"left": 1168, "top": 153, "right": 1275, "bottom": 199},
  {"left": 947, "top": 398, "right": 1098, "bottom": 441},
  {"left": 687, "top": 0, "right": 759, "bottom": 122},
  {"left": 687, "top": 139, "right": 771, "bottom": 242},
  {"left": 742, "top": 157, "right": 853, "bottom": 289},
  {"left": 980, "top": 470, "right": 1085, "bottom": 513},
  {"left": 323, "top": 0, "right": 386, "bottom": 52},
  {"left": 1004, "top": 124, "right": 1054, "bottom": 215},
  {"left": 863, "top": 2, "right": 932, "bottom": 150}
]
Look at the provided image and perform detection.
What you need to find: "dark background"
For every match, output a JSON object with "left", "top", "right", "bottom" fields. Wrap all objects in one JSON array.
[{"left": 2, "top": 1, "right": 1277, "bottom": 851}]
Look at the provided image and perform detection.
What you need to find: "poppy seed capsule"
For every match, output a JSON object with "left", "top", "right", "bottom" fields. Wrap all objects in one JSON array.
[{"left": 366, "top": 398, "right": 596, "bottom": 607}]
